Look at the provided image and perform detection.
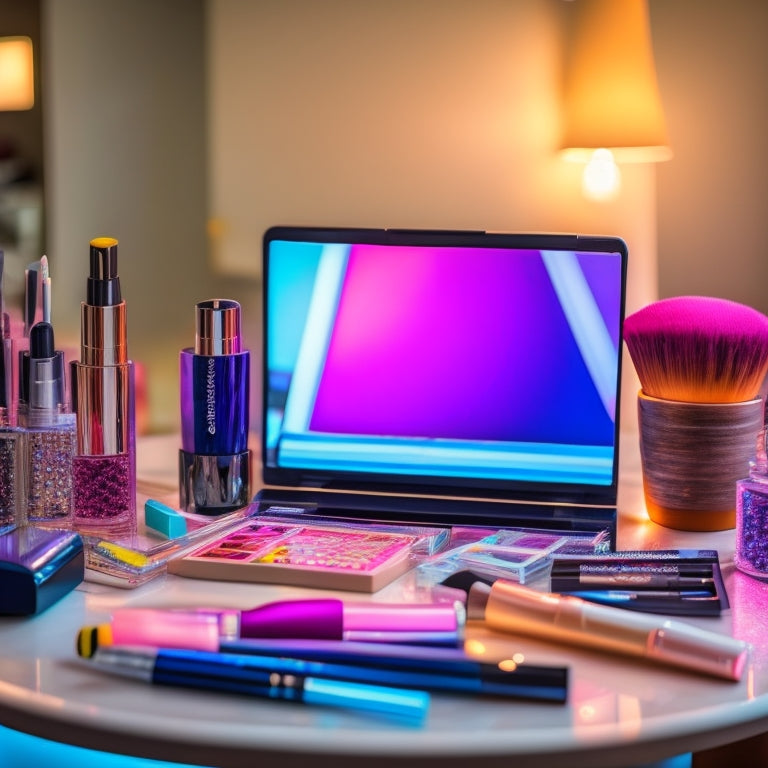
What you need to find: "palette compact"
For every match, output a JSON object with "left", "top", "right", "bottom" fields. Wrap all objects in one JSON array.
[
  {"left": 0, "top": 526, "right": 84, "bottom": 614},
  {"left": 168, "top": 514, "right": 448, "bottom": 592},
  {"left": 548, "top": 549, "right": 729, "bottom": 616}
]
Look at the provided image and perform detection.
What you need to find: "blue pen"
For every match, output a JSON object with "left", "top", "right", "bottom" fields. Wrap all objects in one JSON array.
[
  {"left": 219, "top": 638, "right": 568, "bottom": 703},
  {"left": 84, "top": 645, "right": 429, "bottom": 724}
]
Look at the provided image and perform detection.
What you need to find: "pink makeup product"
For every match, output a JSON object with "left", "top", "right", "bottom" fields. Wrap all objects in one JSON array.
[
  {"left": 467, "top": 579, "right": 749, "bottom": 681},
  {"left": 168, "top": 521, "right": 418, "bottom": 592},
  {"left": 71, "top": 238, "right": 137, "bottom": 538},
  {"left": 87, "top": 598, "right": 465, "bottom": 651}
]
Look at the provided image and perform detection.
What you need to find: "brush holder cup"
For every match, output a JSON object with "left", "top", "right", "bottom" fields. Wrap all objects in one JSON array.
[{"left": 637, "top": 391, "right": 763, "bottom": 531}]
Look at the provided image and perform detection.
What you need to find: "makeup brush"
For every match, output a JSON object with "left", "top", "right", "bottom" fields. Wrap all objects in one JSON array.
[{"left": 624, "top": 296, "right": 768, "bottom": 403}]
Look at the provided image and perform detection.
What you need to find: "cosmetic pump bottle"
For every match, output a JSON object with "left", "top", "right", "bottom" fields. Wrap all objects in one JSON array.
[
  {"left": 735, "top": 399, "right": 768, "bottom": 580},
  {"left": 19, "top": 321, "right": 76, "bottom": 528},
  {"left": 71, "top": 238, "right": 136, "bottom": 538},
  {"left": 179, "top": 299, "right": 250, "bottom": 515}
]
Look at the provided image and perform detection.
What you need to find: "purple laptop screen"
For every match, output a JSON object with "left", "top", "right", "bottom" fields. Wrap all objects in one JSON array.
[{"left": 265, "top": 235, "right": 624, "bottom": 488}]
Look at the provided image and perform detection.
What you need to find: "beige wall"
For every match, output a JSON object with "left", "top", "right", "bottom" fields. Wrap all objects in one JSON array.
[
  {"left": 43, "top": 0, "right": 253, "bottom": 434},
  {"left": 650, "top": 0, "right": 768, "bottom": 315},
  {"left": 208, "top": 0, "right": 658, "bottom": 435},
  {"left": 46, "top": 0, "right": 763, "bottom": 435},
  {"left": 208, "top": 0, "right": 659, "bottom": 307}
]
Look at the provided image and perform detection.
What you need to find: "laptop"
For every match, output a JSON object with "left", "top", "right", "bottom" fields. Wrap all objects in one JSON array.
[{"left": 256, "top": 227, "right": 628, "bottom": 545}]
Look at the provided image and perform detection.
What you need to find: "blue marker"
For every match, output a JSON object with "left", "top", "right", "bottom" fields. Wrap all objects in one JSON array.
[{"left": 83, "top": 646, "right": 429, "bottom": 725}]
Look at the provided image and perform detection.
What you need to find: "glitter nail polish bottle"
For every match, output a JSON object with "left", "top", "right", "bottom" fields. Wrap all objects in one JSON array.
[
  {"left": 735, "top": 401, "right": 768, "bottom": 580},
  {"left": 19, "top": 321, "right": 76, "bottom": 528},
  {"left": 0, "top": 292, "right": 22, "bottom": 530},
  {"left": 0, "top": 419, "right": 22, "bottom": 531}
]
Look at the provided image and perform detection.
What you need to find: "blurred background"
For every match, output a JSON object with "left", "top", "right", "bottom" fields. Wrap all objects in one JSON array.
[
  {"left": 1, "top": 3, "right": 765, "bottom": 766},
  {"left": 1, "top": 0, "right": 766, "bottom": 439}
]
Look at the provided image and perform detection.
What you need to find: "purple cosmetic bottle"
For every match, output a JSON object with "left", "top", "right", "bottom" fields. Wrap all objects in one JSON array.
[
  {"left": 179, "top": 299, "right": 250, "bottom": 515},
  {"left": 71, "top": 238, "right": 136, "bottom": 538},
  {"left": 736, "top": 403, "right": 768, "bottom": 580}
]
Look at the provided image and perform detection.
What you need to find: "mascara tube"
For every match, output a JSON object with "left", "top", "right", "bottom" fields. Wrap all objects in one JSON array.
[
  {"left": 71, "top": 237, "right": 136, "bottom": 538},
  {"left": 179, "top": 299, "right": 250, "bottom": 515}
]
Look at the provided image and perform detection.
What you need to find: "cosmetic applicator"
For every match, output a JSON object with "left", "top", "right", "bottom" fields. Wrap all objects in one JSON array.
[
  {"left": 447, "top": 573, "right": 749, "bottom": 681},
  {"left": 624, "top": 295, "right": 768, "bottom": 404},
  {"left": 623, "top": 295, "right": 768, "bottom": 530}
]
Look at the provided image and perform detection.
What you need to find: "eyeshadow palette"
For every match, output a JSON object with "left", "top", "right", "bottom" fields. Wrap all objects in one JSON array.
[
  {"left": 415, "top": 527, "right": 611, "bottom": 586},
  {"left": 168, "top": 519, "right": 425, "bottom": 592}
]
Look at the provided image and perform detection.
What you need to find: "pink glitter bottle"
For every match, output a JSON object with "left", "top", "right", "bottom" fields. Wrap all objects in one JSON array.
[{"left": 71, "top": 238, "right": 136, "bottom": 539}]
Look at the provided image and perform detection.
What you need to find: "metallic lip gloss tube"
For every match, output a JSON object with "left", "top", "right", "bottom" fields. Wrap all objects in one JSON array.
[
  {"left": 71, "top": 237, "right": 136, "bottom": 538},
  {"left": 179, "top": 299, "right": 250, "bottom": 515}
]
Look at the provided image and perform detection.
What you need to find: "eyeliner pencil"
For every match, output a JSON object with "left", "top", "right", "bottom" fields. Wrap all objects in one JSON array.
[
  {"left": 216, "top": 637, "right": 569, "bottom": 703},
  {"left": 76, "top": 628, "right": 568, "bottom": 704},
  {"left": 83, "top": 645, "right": 430, "bottom": 724}
]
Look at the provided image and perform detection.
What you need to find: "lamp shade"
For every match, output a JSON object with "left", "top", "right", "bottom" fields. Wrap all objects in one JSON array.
[
  {"left": 560, "top": 0, "right": 670, "bottom": 162},
  {"left": 0, "top": 36, "right": 35, "bottom": 111}
]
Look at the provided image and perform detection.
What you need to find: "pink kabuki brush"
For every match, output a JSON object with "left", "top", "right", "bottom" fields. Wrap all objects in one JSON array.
[{"left": 624, "top": 296, "right": 768, "bottom": 531}]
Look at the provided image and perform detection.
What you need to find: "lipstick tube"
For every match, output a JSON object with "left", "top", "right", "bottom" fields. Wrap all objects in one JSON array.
[
  {"left": 71, "top": 237, "right": 136, "bottom": 538},
  {"left": 179, "top": 299, "right": 250, "bottom": 514}
]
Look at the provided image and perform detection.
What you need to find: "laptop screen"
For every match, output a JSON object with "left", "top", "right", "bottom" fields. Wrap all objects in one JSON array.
[{"left": 262, "top": 228, "right": 627, "bottom": 505}]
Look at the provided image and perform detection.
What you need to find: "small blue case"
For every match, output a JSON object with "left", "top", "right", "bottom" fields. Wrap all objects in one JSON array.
[{"left": 0, "top": 526, "right": 84, "bottom": 615}]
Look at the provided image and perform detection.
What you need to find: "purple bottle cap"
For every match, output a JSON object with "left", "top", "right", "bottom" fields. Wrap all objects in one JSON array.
[{"left": 239, "top": 598, "right": 344, "bottom": 640}]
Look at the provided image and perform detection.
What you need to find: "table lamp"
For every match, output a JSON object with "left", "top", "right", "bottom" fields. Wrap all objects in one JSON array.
[
  {"left": 560, "top": 0, "right": 671, "bottom": 200},
  {"left": 0, "top": 36, "right": 34, "bottom": 111}
]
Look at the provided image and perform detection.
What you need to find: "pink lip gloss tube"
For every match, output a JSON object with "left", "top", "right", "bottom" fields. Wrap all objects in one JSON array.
[
  {"left": 71, "top": 237, "right": 136, "bottom": 538},
  {"left": 79, "top": 599, "right": 466, "bottom": 652}
]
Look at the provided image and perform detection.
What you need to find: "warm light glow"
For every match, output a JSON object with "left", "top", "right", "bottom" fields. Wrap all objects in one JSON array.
[
  {"left": 497, "top": 652, "right": 526, "bottom": 671},
  {"left": 464, "top": 639, "right": 488, "bottom": 656},
  {"left": 582, "top": 149, "right": 621, "bottom": 201},
  {"left": 559, "top": 0, "right": 671, "bottom": 199},
  {"left": 0, "top": 36, "right": 35, "bottom": 111},
  {"left": 579, "top": 704, "right": 597, "bottom": 721}
]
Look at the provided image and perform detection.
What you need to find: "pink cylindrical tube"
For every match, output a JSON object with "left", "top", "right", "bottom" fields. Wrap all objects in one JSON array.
[{"left": 110, "top": 609, "right": 221, "bottom": 651}]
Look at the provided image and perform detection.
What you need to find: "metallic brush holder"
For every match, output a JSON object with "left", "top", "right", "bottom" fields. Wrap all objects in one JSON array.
[{"left": 638, "top": 391, "right": 763, "bottom": 531}]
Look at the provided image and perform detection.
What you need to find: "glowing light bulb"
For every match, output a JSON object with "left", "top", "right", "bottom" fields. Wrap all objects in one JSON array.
[{"left": 582, "top": 149, "right": 621, "bottom": 201}]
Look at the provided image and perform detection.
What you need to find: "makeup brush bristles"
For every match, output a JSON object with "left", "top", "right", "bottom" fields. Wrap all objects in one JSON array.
[{"left": 624, "top": 296, "right": 768, "bottom": 403}]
